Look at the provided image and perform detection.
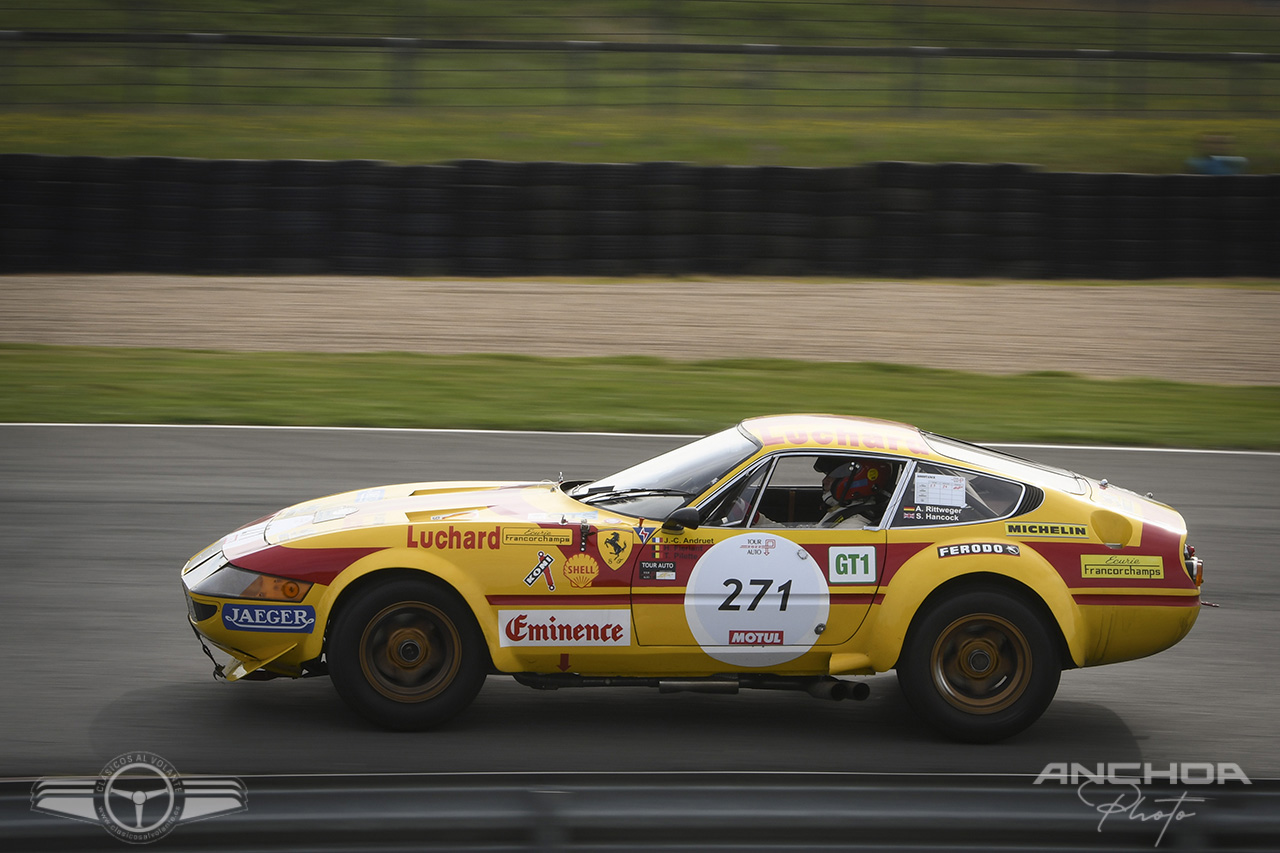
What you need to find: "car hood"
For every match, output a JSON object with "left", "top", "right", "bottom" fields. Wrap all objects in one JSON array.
[{"left": 262, "top": 481, "right": 598, "bottom": 546}]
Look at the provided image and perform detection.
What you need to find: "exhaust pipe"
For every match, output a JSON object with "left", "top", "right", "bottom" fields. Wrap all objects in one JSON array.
[
  {"left": 658, "top": 679, "right": 739, "bottom": 695},
  {"left": 804, "top": 678, "right": 871, "bottom": 701}
]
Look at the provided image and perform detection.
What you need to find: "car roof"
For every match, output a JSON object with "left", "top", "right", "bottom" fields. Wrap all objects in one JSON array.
[{"left": 739, "top": 414, "right": 939, "bottom": 460}]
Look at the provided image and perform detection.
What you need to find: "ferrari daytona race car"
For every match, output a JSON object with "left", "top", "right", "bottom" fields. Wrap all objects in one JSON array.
[{"left": 181, "top": 414, "right": 1203, "bottom": 742}]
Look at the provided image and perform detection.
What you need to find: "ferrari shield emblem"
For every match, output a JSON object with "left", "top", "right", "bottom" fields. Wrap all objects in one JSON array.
[{"left": 597, "top": 528, "right": 634, "bottom": 571}]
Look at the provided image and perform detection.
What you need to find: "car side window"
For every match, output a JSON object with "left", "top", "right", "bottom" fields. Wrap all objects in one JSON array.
[
  {"left": 751, "top": 454, "right": 901, "bottom": 529},
  {"left": 701, "top": 463, "right": 771, "bottom": 528},
  {"left": 893, "top": 462, "right": 1025, "bottom": 527}
]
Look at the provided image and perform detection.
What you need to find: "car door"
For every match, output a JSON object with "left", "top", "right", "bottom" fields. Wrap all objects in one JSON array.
[{"left": 631, "top": 452, "right": 903, "bottom": 664}]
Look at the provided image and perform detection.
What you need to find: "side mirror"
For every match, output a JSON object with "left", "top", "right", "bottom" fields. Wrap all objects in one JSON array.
[{"left": 662, "top": 507, "right": 701, "bottom": 533}]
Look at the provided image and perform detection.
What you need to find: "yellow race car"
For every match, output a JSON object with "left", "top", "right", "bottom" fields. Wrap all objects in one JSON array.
[{"left": 181, "top": 414, "right": 1203, "bottom": 742}]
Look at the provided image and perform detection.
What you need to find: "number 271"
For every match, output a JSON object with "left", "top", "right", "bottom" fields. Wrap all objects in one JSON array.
[{"left": 719, "top": 578, "right": 792, "bottom": 611}]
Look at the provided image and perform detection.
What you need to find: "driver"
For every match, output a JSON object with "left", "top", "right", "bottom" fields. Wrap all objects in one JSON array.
[{"left": 817, "top": 458, "right": 894, "bottom": 528}]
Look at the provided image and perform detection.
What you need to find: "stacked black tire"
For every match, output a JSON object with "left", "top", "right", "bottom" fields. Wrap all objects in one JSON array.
[{"left": 2, "top": 152, "right": 1277, "bottom": 278}]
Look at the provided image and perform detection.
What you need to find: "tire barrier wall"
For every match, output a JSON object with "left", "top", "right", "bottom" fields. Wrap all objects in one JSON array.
[{"left": 2, "top": 153, "right": 1278, "bottom": 278}]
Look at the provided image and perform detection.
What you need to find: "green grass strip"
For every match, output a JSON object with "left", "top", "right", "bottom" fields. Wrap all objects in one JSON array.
[
  {"left": 2, "top": 344, "right": 1276, "bottom": 450},
  {"left": 4, "top": 112, "right": 1280, "bottom": 175}
]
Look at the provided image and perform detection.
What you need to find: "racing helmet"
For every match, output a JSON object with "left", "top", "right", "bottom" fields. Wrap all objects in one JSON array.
[{"left": 822, "top": 460, "right": 890, "bottom": 509}]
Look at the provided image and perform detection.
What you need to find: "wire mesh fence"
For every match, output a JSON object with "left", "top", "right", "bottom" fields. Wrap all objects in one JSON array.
[{"left": 1, "top": 1, "right": 1278, "bottom": 113}]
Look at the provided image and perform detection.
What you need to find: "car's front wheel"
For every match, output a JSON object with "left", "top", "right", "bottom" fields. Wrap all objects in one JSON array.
[
  {"left": 896, "top": 586, "right": 1060, "bottom": 743},
  {"left": 328, "top": 576, "right": 487, "bottom": 730}
]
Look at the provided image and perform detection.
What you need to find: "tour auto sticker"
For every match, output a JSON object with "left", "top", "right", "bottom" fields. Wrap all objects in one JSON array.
[{"left": 683, "top": 533, "right": 830, "bottom": 667}]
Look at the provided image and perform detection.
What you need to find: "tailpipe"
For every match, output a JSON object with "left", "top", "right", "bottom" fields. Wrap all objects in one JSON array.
[
  {"left": 658, "top": 679, "right": 740, "bottom": 695},
  {"left": 804, "top": 678, "right": 871, "bottom": 702}
]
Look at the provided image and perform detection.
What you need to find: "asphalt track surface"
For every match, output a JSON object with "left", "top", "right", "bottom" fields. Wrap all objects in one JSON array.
[{"left": 1, "top": 425, "right": 1276, "bottom": 783}]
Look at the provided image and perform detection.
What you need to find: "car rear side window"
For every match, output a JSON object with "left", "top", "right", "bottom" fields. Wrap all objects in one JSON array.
[{"left": 892, "top": 463, "right": 1026, "bottom": 528}]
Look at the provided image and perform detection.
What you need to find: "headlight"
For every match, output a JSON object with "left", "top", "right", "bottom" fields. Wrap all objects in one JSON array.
[{"left": 188, "top": 564, "right": 313, "bottom": 602}]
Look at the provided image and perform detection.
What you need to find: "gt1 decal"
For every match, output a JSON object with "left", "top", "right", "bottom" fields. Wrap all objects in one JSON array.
[
  {"left": 524, "top": 551, "right": 556, "bottom": 590},
  {"left": 1081, "top": 554, "right": 1164, "bottom": 580},
  {"left": 684, "top": 533, "right": 830, "bottom": 667},
  {"left": 406, "top": 525, "right": 501, "bottom": 550},
  {"left": 829, "top": 546, "right": 877, "bottom": 584},
  {"left": 222, "top": 604, "right": 316, "bottom": 633},
  {"left": 503, "top": 529, "right": 574, "bottom": 547},
  {"left": 1006, "top": 522, "right": 1090, "bottom": 540},
  {"left": 938, "top": 543, "right": 1021, "bottom": 558},
  {"left": 498, "top": 609, "right": 631, "bottom": 647},
  {"left": 562, "top": 554, "right": 600, "bottom": 588}
]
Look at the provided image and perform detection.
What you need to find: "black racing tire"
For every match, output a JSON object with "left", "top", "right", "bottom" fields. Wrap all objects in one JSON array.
[
  {"left": 896, "top": 586, "right": 1060, "bottom": 743},
  {"left": 328, "top": 576, "right": 487, "bottom": 731}
]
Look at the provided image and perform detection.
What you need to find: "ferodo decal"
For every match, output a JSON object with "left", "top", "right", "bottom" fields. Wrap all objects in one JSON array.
[
  {"left": 222, "top": 604, "right": 316, "bottom": 633},
  {"left": 684, "top": 533, "right": 830, "bottom": 667},
  {"left": 938, "top": 543, "right": 1021, "bottom": 558},
  {"left": 406, "top": 525, "right": 501, "bottom": 550},
  {"left": 499, "top": 609, "right": 630, "bottom": 646},
  {"left": 503, "top": 529, "right": 574, "bottom": 547},
  {"left": 1081, "top": 554, "right": 1164, "bottom": 580},
  {"left": 828, "top": 546, "right": 877, "bottom": 584},
  {"left": 598, "top": 529, "right": 634, "bottom": 571},
  {"left": 1005, "top": 522, "right": 1090, "bottom": 540},
  {"left": 562, "top": 554, "right": 601, "bottom": 588}
]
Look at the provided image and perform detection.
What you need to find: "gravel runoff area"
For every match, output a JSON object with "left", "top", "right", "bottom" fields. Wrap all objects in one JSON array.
[{"left": 2, "top": 275, "right": 1278, "bottom": 385}]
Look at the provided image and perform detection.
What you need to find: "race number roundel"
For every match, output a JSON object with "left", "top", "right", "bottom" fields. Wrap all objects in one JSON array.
[{"left": 684, "top": 533, "right": 830, "bottom": 667}]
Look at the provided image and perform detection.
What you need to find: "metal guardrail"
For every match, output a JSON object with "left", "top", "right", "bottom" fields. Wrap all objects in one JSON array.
[{"left": 4, "top": 773, "right": 1279, "bottom": 851}]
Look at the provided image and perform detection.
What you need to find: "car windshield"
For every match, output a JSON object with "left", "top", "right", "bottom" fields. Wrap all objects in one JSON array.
[
  {"left": 922, "top": 432, "right": 1087, "bottom": 495},
  {"left": 571, "top": 426, "right": 760, "bottom": 507}
]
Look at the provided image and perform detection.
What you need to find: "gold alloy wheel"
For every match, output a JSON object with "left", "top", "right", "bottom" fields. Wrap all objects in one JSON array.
[
  {"left": 929, "top": 612, "right": 1032, "bottom": 715},
  {"left": 358, "top": 601, "right": 462, "bottom": 702}
]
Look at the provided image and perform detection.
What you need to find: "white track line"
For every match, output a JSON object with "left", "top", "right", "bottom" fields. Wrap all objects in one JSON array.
[{"left": 3, "top": 422, "right": 1278, "bottom": 457}]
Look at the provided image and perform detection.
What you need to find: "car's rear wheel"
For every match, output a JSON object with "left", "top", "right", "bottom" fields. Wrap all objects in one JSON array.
[
  {"left": 896, "top": 586, "right": 1060, "bottom": 743},
  {"left": 328, "top": 576, "right": 487, "bottom": 730}
]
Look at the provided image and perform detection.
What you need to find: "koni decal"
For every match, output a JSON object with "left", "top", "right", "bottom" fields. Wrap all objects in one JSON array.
[
  {"left": 1081, "top": 554, "right": 1164, "bottom": 580},
  {"left": 406, "top": 525, "right": 501, "bottom": 550},
  {"left": 499, "top": 609, "right": 631, "bottom": 646},
  {"left": 524, "top": 551, "right": 556, "bottom": 590}
]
